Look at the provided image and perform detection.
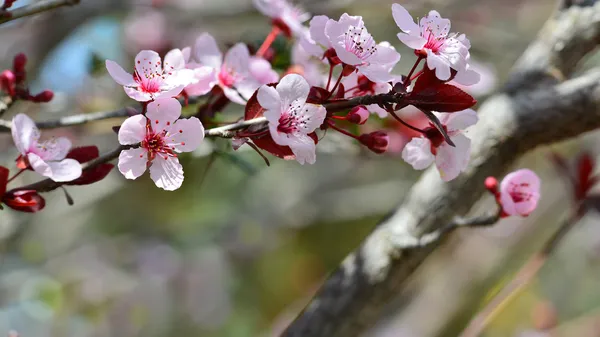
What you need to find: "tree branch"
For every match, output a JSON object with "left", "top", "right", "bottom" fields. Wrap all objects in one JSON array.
[
  {"left": 0, "top": 0, "right": 80, "bottom": 25},
  {"left": 281, "top": 2, "right": 600, "bottom": 336}
]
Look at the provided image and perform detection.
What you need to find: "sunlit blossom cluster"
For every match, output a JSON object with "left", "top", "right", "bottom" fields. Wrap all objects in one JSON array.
[{"left": 0, "top": 0, "right": 541, "bottom": 218}]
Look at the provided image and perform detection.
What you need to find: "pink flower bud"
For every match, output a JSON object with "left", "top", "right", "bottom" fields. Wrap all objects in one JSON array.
[
  {"left": 484, "top": 176, "right": 498, "bottom": 194},
  {"left": 12, "top": 53, "right": 27, "bottom": 83},
  {"left": 499, "top": 169, "right": 541, "bottom": 217},
  {"left": 359, "top": 131, "right": 389, "bottom": 154},
  {"left": 31, "top": 90, "right": 54, "bottom": 103},
  {"left": 0, "top": 70, "right": 16, "bottom": 97},
  {"left": 346, "top": 106, "right": 369, "bottom": 125}
]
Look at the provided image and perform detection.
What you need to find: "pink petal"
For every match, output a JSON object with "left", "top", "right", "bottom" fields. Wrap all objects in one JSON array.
[
  {"left": 334, "top": 47, "right": 363, "bottom": 66},
  {"left": 118, "top": 148, "right": 148, "bottom": 180},
  {"left": 275, "top": 74, "right": 309, "bottom": 106},
  {"left": 309, "top": 15, "right": 331, "bottom": 47},
  {"left": 249, "top": 57, "right": 279, "bottom": 85},
  {"left": 165, "top": 117, "right": 205, "bottom": 153},
  {"left": 185, "top": 66, "right": 218, "bottom": 96},
  {"left": 426, "top": 51, "right": 452, "bottom": 81},
  {"left": 164, "top": 48, "right": 186, "bottom": 70},
  {"left": 223, "top": 43, "right": 251, "bottom": 76},
  {"left": 36, "top": 137, "right": 72, "bottom": 161},
  {"left": 401, "top": 137, "right": 435, "bottom": 170},
  {"left": 442, "top": 109, "right": 478, "bottom": 132},
  {"left": 369, "top": 42, "right": 401, "bottom": 69},
  {"left": 435, "top": 134, "right": 471, "bottom": 181},
  {"left": 146, "top": 98, "right": 182, "bottom": 134},
  {"left": 105, "top": 60, "right": 136, "bottom": 86},
  {"left": 149, "top": 156, "right": 184, "bottom": 191},
  {"left": 222, "top": 86, "right": 249, "bottom": 105},
  {"left": 28, "top": 153, "right": 82, "bottom": 182},
  {"left": 297, "top": 103, "right": 326, "bottom": 133},
  {"left": 299, "top": 35, "right": 326, "bottom": 58},
  {"left": 453, "top": 68, "right": 481, "bottom": 86},
  {"left": 258, "top": 85, "right": 282, "bottom": 116},
  {"left": 162, "top": 68, "right": 196, "bottom": 89},
  {"left": 421, "top": 13, "right": 451, "bottom": 39},
  {"left": 118, "top": 115, "right": 147, "bottom": 145},
  {"left": 397, "top": 33, "right": 427, "bottom": 50},
  {"left": 181, "top": 47, "right": 191, "bottom": 63},
  {"left": 287, "top": 133, "right": 317, "bottom": 165},
  {"left": 154, "top": 85, "right": 185, "bottom": 100},
  {"left": 500, "top": 169, "right": 541, "bottom": 196},
  {"left": 358, "top": 64, "right": 394, "bottom": 83},
  {"left": 392, "top": 3, "right": 420, "bottom": 33},
  {"left": 11, "top": 113, "right": 40, "bottom": 154},
  {"left": 234, "top": 79, "right": 261, "bottom": 102},
  {"left": 124, "top": 86, "right": 153, "bottom": 102},
  {"left": 500, "top": 191, "right": 517, "bottom": 216},
  {"left": 193, "top": 33, "right": 223, "bottom": 69},
  {"left": 135, "top": 50, "right": 162, "bottom": 80}
]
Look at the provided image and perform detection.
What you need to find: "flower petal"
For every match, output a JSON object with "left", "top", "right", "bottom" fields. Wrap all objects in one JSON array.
[
  {"left": 124, "top": 86, "right": 153, "bottom": 102},
  {"left": 276, "top": 74, "right": 310, "bottom": 107},
  {"left": 184, "top": 65, "right": 218, "bottom": 96},
  {"left": 36, "top": 137, "right": 72, "bottom": 161},
  {"left": 163, "top": 48, "right": 186, "bottom": 70},
  {"left": 118, "top": 115, "right": 147, "bottom": 145},
  {"left": 165, "top": 117, "right": 205, "bottom": 153},
  {"left": 441, "top": 109, "right": 478, "bottom": 132},
  {"left": 358, "top": 64, "right": 394, "bottom": 83},
  {"left": 402, "top": 137, "right": 435, "bottom": 170},
  {"left": 426, "top": 50, "right": 452, "bottom": 81},
  {"left": 435, "top": 133, "right": 471, "bottom": 181},
  {"left": 135, "top": 50, "right": 163, "bottom": 80},
  {"left": 193, "top": 33, "right": 223, "bottom": 69},
  {"left": 296, "top": 103, "right": 326, "bottom": 133},
  {"left": 309, "top": 15, "right": 331, "bottom": 47},
  {"left": 149, "top": 155, "right": 184, "bottom": 191},
  {"left": 224, "top": 43, "right": 251, "bottom": 76},
  {"left": 105, "top": 60, "right": 136, "bottom": 86},
  {"left": 258, "top": 84, "right": 282, "bottom": 117},
  {"left": 11, "top": 113, "right": 40, "bottom": 154},
  {"left": 453, "top": 68, "right": 481, "bottom": 86},
  {"left": 369, "top": 42, "right": 401, "bottom": 69},
  {"left": 118, "top": 148, "right": 148, "bottom": 180},
  {"left": 397, "top": 33, "right": 427, "bottom": 50},
  {"left": 28, "top": 153, "right": 82, "bottom": 182},
  {"left": 392, "top": 3, "right": 420, "bottom": 33},
  {"left": 222, "top": 86, "right": 249, "bottom": 105},
  {"left": 288, "top": 133, "right": 317, "bottom": 165},
  {"left": 146, "top": 98, "right": 182, "bottom": 134},
  {"left": 249, "top": 57, "right": 279, "bottom": 85}
]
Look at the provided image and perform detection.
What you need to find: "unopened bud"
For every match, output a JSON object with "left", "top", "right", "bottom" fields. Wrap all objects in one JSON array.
[
  {"left": 0, "top": 70, "right": 16, "bottom": 97},
  {"left": 323, "top": 48, "right": 341, "bottom": 66},
  {"left": 484, "top": 176, "right": 498, "bottom": 194},
  {"left": 346, "top": 106, "right": 369, "bottom": 125},
  {"left": 12, "top": 53, "right": 27, "bottom": 83},
  {"left": 31, "top": 90, "right": 54, "bottom": 103},
  {"left": 359, "top": 131, "right": 389, "bottom": 154}
]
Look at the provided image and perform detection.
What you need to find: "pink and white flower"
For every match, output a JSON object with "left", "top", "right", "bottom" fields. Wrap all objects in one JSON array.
[
  {"left": 499, "top": 169, "right": 541, "bottom": 217},
  {"left": 257, "top": 74, "right": 327, "bottom": 165},
  {"left": 117, "top": 98, "right": 204, "bottom": 191},
  {"left": 253, "top": 0, "right": 310, "bottom": 38},
  {"left": 325, "top": 14, "right": 400, "bottom": 82},
  {"left": 191, "top": 33, "right": 260, "bottom": 105},
  {"left": 291, "top": 41, "right": 326, "bottom": 87},
  {"left": 106, "top": 49, "right": 195, "bottom": 102},
  {"left": 180, "top": 47, "right": 219, "bottom": 97},
  {"left": 392, "top": 3, "right": 477, "bottom": 82},
  {"left": 249, "top": 56, "right": 280, "bottom": 85},
  {"left": 401, "top": 109, "right": 478, "bottom": 181},
  {"left": 11, "top": 114, "right": 82, "bottom": 182}
]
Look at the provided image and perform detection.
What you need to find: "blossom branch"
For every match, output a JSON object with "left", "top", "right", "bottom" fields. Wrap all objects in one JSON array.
[
  {"left": 0, "top": 0, "right": 80, "bottom": 25},
  {"left": 281, "top": 2, "right": 600, "bottom": 337}
]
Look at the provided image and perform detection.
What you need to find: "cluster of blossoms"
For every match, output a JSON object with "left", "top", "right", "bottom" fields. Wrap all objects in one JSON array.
[{"left": 0, "top": 0, "right": 542, "bottom": 218}]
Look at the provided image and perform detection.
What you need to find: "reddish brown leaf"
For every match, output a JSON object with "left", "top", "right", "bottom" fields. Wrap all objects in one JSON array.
[
  {"left": 2, "top": 190, "right": 45, "bottom": 213},
  {"left": 0, "top": 166, "right": 8, "bottom": 196},
  {"left": 244, "top": 88, "right": 266, "bottom": 120},
  {"left": 334, "top": 83, "right": 345, "bottom": 99},
  {"left": 66, "top": 146, "right": 100, "bottom": 163},
  {"left": 407, "top": 83, "right": 476, "bottom": 112},
  {"left": 576, "top": 153, "right": 595, "bottom": 200},
  {"left": 67, "top": 164, "right": 114, "bottom": 186},
  {"left": 307, "top": 86, "right": 330, "bottom": 104},
  {"left": 411, "top": 68, "right": 445, "bottom": 94},
  {"left": 252, "top": 133, "right": 318, "bottom": 160}
]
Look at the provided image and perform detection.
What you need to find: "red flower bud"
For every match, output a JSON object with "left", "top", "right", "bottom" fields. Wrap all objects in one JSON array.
[
  {"left": 0, "top": 70, "right": 16, "bottom": 97},
  {"left": 31, "top": 90, "right": 54, "bottom": 103},
  {"left": 2, "top": 190, "right": 46, "bottom": 213},
  {"left": 12, "top": 53, "right": 27, "bottom": 82},
  {"left": 484, "top": 176, "right": 498, "bottom": 194},
  {"left": 323, "top": 48, "right": 341, "bottom": 66},
  {"left": 359, "top": 131, "right": 389, "bottom": 154},
  {"left": 346, "top": 106, "right": 369, "bottom": 125}
]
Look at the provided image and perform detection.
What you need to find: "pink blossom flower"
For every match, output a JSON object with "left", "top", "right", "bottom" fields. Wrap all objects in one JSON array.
[
  {"left": 253, "top": 0, "right": 310, "bottom": 38},
  {"left": 191, "top": 33, "right": 260, "bottom": 105},
  {"left": 342, "top": 71, "right": 397, "bottom": 118},
  {"left": 249, "top": 56, "right": 280, "bottom": 85},
  {"left": 257, "top": 74, "right": 327, "bottom": 164},
  {"left": 452, "top": 59, "right": 497, "bottom": 97},
  {"left": 392, "top": 3, "right": 478, "bottom": 82},
  {"left": 499, "top": 169, "right": 541, "bottom": 217},
  {"left": 325, "top": 14, "right": 400, "bottom": 82},
  {"left": 179, "top": 46, "right": 219, "bottom": 97},
  {"left": 401, "top": 109, "right": 478, "bottom": 181},
  {"left": 106, "top": 49, "right": 195, "bottom": 102},
  {"left": 117, "top": 98, "right": 204, "bottom": 191},
  {"left": 11, "top": 114, "right": 82, "bottom": 182},
  {"left": 291, "top": 41, "right": 326, "bottom": 87}
]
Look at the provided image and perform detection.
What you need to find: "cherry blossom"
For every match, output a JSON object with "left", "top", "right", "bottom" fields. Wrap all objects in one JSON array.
[
  {"left": 117, "top": 98, "right": 204, "bottom": 191},
  {"left": 291, "top": 41, "right": 326, "bottom": 87},
  {"left": 249, "top": 56, "right": 280, "bottom": 85},
  {"left": 499, "top": 169, "right": 541, "bottom": 217},
  {"left": 11, "top": 114, "right": 82, "bottom": 182},
  {"left": 191, "top": 33, "right": 260, "bottom": 105},
  {"left": 106, "top": 49, "right": 195, "bottom": 102},
  {"left": 179, "top": 46, "right": 219, "bottom": 97},
  {"left": 257, "top": 74, "right": 327, "bottom": 164},
  {"left": 402, "top": 109, "right": 478, "bottom": 181},
  {"left": 325, "top": 14, "right": 400, "bottom": 82},
  {"left": 253, "top": 0, "right": 310, "bottom": 38},
  {"left": 392, "top": 3, "right": 477, "bottom": 82}
]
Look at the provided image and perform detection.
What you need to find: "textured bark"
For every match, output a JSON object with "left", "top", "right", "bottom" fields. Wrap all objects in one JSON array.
[{"left": 282, "top": 1, "right": 600, "bottom": 336}]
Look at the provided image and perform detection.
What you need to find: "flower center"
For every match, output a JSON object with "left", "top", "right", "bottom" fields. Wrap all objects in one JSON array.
[
  {"left": 141, "top": 129, "right": 175, "bottom": 161},
  {"left": 423, "top": 125, "right": 447, "bottom": 154},
  {"left": 421, "top": 28, "right": 446, "bottom": 54},
  {"left": 344, "top": 25, "right": 377, "bottom": 62},
  {"left": 277, "top": 102, "right": 308, "bottom": 134},
  {"left": 134, "top": 71, "right": 163, "bottom": 94},
  {"left": 218, "top": 67, "right": 242, "bottom": 88},
  {"left": 509, "top": 183, "right": 533, "bottom": 203}
]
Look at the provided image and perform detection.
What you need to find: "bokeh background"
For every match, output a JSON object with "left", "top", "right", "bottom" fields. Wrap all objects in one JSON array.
[{"left": 1, "top": 0, "right": 600, "bottom": 336}]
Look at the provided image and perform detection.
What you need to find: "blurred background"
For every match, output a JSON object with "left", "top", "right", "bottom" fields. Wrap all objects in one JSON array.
[{"left": 1, "top": 0, "right": 600, "bottom": 336}]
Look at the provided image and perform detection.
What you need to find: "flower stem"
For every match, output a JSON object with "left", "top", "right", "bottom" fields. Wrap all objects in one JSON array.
[
  {"left": 256, "top": 26, "right": 281, "bottom": 58},
  {"left": 327, "top": 120, "right": 359, "bottom": 139},
  {"left": 7, "top": 168, "right": 25, "bottom": 184},
  {"left": 409, "top": 69, "right": 424, "bottom": 82},
  {"left": 405, "top": 56, "right": 424, "bottom": 83},
  {"left": 326, "top": 64, "right": 335, "bottom": 91}
]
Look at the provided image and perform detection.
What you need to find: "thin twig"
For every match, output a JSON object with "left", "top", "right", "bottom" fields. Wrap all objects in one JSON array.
[{"left": 0, "top": 0, "right": 80, "bottom": 25}]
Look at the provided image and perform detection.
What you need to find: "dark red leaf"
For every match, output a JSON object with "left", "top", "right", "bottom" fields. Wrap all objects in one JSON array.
[
  {"left": 307, "top": 86, "right": 330, "bottom": 104},
  {"left": 577, "top": 153, "right": 595, "bottom": 199},
  {"left": 66, "top": 146, "right": 100, "bottom": 163},
  {"left": 411, "top": 68, "right": 445, "bottom": 94},
  {"left": 0, "top": 166, "right": 8, "bottom": 196},
  {"left": 407, "top": 83, "right": 476, "bottom": 112},
  {"left": 420, "top": 109, "right": 455, "bottom": 146},
  {"left": 244, "top": 86, "right": 269, "bottom": 120},
  {"left": 252, "top": 133, "right": 318, "bottom": 160},
  {"left": 2, "top": 190, "right": 45, "bottom": 213},
  {"left": 334, "top": 83, "right": 345, "bottom": 99},
  {"left": 67, "top": 164, "right": 114, "bottom": 186}
]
